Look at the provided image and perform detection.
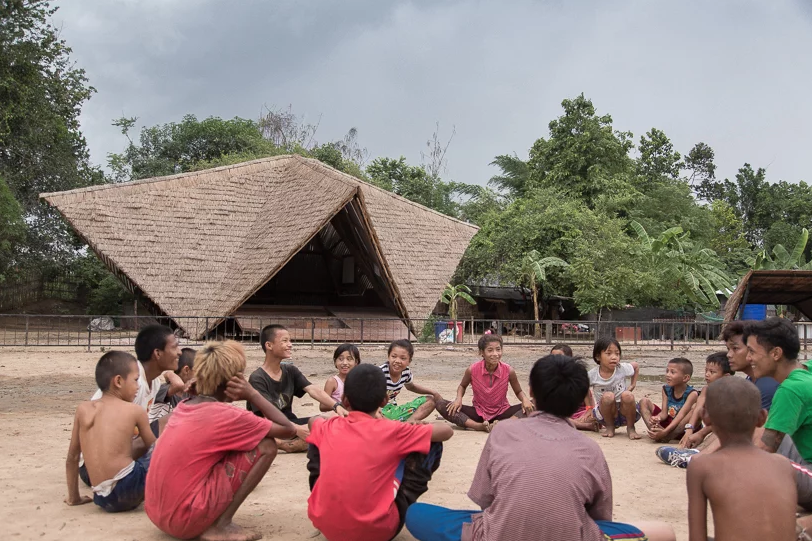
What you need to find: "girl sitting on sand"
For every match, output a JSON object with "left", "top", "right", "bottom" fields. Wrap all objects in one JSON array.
[
  {"left": 436, "top": 334, "right": 534, "bottom": 432},
  {"left": 320, "top": 343, "right": 360, "bottom": 411}
]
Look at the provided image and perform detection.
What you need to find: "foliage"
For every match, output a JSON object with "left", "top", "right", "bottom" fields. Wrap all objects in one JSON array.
[
  {"left": 366, "top": 156, "right": 462, "bottom": 217},
  {"left": 70, "top": 252, "right": 132, "bottom": 315},
  {"left": 439, "top": 283, "right": 476, "bottom": 322},
  {"left": 748, "top": 228, "right": 812, "bottom": 270},
  {"left": 518, "top": 250, "right": 568, "bottom": 335},
  {"left": 488, "top": 154, "right": 530, "bottom": 199},
  {"left": 0, "top": 176, "right": 26, "bottom": 283}
]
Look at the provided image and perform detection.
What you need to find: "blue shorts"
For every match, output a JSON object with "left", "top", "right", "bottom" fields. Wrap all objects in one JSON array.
[
  {"left": 93, "top": 445, "right": 153, "bottom": 513},
  {"left": 405, "top": 504, "right": 648, "bottom": 541},
  {"left": 593, "top": 403, "right": 641, "bottom": 428}
]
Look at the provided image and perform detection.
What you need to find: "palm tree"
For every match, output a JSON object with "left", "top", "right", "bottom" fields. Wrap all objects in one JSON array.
[
  {"left": 440, "top": 284, "right": 476, "bottom": 341},
  {"left": 631, "top": 221, "right": 733, "bottom": 309},
  {"left": 748, "top": 228, "right": 812, "bottom": 270},
  {"left": 488, "top": 154, "right": 530, "bottom": 198},
  {"left": 518, "top": 250, "right": 569, "bottom": 337}
]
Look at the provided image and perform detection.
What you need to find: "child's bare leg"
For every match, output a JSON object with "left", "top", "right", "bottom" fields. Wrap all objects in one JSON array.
[
  {"left": 619, "top": 391, "right": 641, "bottom": 440},
  {"left": 598, "top": 392, "right": 618, "bottom": 438},
  {"left": 276, "top": 437, "right": 308, "bottom": 453},
  {"left": 410, "top": 397, "right": 436, "bottom": 422},
  {"left": 638, "top": 397, "right": 656, "bottom": 429},
  {"left": 634, "top": 521, "right": 676, "bottom": 541},
  {"left": 200, "top": 437, "right": 277, "bottom": 541}
]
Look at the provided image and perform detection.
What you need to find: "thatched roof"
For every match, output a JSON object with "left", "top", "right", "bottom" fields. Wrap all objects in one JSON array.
[
  {"left": 41, "top": 155, "right": 479, "bottom": 335},
  {"left": 724, "top": 270, "right": 812, "bottom": 322}
]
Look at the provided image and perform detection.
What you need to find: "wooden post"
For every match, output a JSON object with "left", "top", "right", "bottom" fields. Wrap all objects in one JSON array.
[
  {"left": 805, "top": 324, "right": 808, "bottom": 352},
  {"left": 545, "top": 321, "right": 552, "bottom": 344},
  {"left": 360, "top": 319, "right": 364, "bottom": 344},
  {"left": 705, "top": 323, "right": 709, "bottom": 345},
  {"left": 634, "top": 322, "right": 638, "bottom": 346},
  {"left": 670, "top": 322, "right": 675, "bottom": 351},
  {"left": 24, "top": 315, "right": 29, "bottom": 347},
  {"left": 311, "top": 318, "right": 315, "bottom": 349}
]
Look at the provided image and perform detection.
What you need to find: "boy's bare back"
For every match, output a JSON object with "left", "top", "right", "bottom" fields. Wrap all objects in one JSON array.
[
  {"left": 688, "top": 445, "right": 797, "bottom": 541},
  {"left": 75, "top": 396, "right": 154, "bottom": 485}
]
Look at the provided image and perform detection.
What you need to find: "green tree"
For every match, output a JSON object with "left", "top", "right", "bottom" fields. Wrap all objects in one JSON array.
[
  {"left": 748, "top": 228, "right": 812, "bottom": 270},
  {"left": 685, "top": 142, "right": 717, "bottom": 192},
  {"left": 636, "top": 128, "right": 682, "bottom": 185},
  {"left": 488, "top": 154, "right": 530, "bottom": 199},
  {"left": 439, "top": 283, "right": 476, "bottom": 341},
  {"left": 366, "top": 156, "right": 461, "bottom": 217},
  {"left": 708, "top": 200, "right": 752, "bottom": 274},
  {"left": 0, "top": 176, "right": 26, "bottom": 282},
  {"left": 517, "top": 250, "right": 568, "bottom": 336}
]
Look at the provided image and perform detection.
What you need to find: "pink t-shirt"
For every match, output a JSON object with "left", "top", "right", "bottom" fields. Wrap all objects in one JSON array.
[
  {"left": 330, "top": 375, "right": 344, "bottom": 403},
  {"left": 307, "top": 412, "right": 432, "bottom": 541},
  {"left": 470, "top": 360, "right": 511, "bottom": 420},
  {"left": 145, "top": 401, "right": 272, "bottom": 539}
]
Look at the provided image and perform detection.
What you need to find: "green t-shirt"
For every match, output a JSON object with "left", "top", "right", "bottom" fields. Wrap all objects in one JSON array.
[{"left": 765, "top": 364, "right": 812, "bottom": 462}]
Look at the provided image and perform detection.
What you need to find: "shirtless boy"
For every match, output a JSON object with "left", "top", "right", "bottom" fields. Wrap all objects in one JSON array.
[
  {"left": 66, "top": 351, "right": 156, "bottom": 512},
  {"left": 687, "top": 377, "right": 796, "bottom": 541}
]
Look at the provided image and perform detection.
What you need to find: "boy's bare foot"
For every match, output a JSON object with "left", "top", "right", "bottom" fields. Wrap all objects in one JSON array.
[
  {"left": 601, "top": 426, "right": 615, "bottom": 438},
  {"left": 628, "top": 427, "right": 642, "bottom": 440},
  {"left": 276, "top": 437, "right": 308, "bottom": 453},
  {"left": 200, "top": 522, "right": 261, "bottom": 541}
]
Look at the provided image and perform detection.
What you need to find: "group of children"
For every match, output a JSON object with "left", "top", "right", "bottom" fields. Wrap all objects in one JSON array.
[{"left": 65, "top": 319, "right": 812, "bottom": 541}]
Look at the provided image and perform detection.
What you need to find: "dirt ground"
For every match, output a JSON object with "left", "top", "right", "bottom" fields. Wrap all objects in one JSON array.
[{"left": 0, "top": 343, "right": 735, "bottom": 540}]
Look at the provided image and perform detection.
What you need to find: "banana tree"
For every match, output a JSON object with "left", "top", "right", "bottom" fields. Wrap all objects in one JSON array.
[
  {"left": 518, "top": 250, "right": 569, "bottom": 337},
  {"left": 440, "top": 283, "right": 476, "bottom": 342},
  {"left": 748, "top": 228, "right": 812, "bottom": 270}
]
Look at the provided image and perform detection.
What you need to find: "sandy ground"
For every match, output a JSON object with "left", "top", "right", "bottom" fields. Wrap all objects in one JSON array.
[{"left": 0, "top": 343, "right": 738, "bottom": 541}]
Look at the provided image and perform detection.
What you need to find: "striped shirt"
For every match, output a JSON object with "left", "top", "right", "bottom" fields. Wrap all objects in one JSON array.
[
  {"left": 379, "top": 363, "right": 412, "bottom": 405},
  {"left": 464, "top": 412, "right": 612, "bottom": 541},
  {"left": 470, "top": 360, "right": 511, "bottom": 420}
]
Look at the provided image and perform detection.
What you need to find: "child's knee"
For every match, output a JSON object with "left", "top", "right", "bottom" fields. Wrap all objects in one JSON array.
[
  {"left": 257, "top": 437, "right": 279, "bottom": 460},
  {"left": 620, "top": 391, "right": 635, "bottom": 404},
  {"left": 600, "top": 392, "right": 615, "bottom": 404}
]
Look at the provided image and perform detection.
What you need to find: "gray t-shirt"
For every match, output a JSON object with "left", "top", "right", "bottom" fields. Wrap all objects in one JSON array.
[{"left": 588, "top": 362, "right": 635, "bottom": 400}]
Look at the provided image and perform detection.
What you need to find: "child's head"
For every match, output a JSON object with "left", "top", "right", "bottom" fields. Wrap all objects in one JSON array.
[
  {"left": 194, "top": 340, "right": 246, "bottom": 397},
  {"left": 333, "top": 343, "right": 361, "bottom": 375},
  {"left": 705, "top": 351, "right": 733, "bottom": 384},
  {"left": 176, "top": 347, "right": 196, "bottom": 383},
  {"left": 529, "top": 355, "right": 589, "bottom": 418},
  {"left": 592, "top": 337, "right": 621, "bottom": 367},
  {"left": 743, "top": 317, "right": 801, "bottom": 380},
  {"left": 478, "top": 334, "right": 503, "bottom": 363},
  {"left": 721, "top": 320, "right": 747, "bottom": 372},
  {"left": 387, "top": 339, "right": 414, "bottom": 372},
  {"left": 342, "top": 363, "right": 387, "bottom": 414},
  {"left": 95, "top": 351, "right": 139, "bottom": 400},
  {"left": 135, "top": 324, "right": 180, "bottom": 371},
  {"left": 260, "top": 324, "right": 292, "bottom": 359},
  {"left": 551, "top": 344, "right": 573, "bottom": 357},
  {"left": 703, "top": 376, "right": 765, "bottom": 438},
  {"left": 665, "top": 357, "right": 693, "bottom": 387}
]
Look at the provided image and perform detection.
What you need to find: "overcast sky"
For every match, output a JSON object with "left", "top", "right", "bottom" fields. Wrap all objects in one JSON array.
[{"left": 55, "top": 0, "right": 812, "bottom": 186}]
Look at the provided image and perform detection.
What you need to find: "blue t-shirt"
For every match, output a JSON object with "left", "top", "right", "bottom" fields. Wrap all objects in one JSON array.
[
  {"left": 664, "top": 385, "right": 696, "bottom": 418},
  {"left": 746, "top": 375, "right": 780, "bottom": 411}
]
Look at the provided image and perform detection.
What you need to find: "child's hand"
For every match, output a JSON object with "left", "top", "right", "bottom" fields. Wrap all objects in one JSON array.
[
  {"left": 335, "top": 405, "right": 349, "bottom": 417},
  {"left": 447, "top": 399, "right": 463, "bottom": 416},
  {"left": 683, "top": 432, "right": 703, "bottom": 449},
  {"left": 65, "top": 495, "right": 92, "bottom": 506},
  {"left": 521, "top": 397, "right": 534, "bottom": 415},
  {"left": 224, "top": 374, "right": 256, "bottom": 402},
  {"left": 183, "top": 377, "right": 197, "bottom": 395}
]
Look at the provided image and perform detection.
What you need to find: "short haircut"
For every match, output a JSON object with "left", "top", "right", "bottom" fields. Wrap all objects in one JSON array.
[
  {"left": 721, "top": 320, "right": 746, "bottom": 342},
  {"left": 177, "top": 347, "right": 196, "bottom": 373},
  {"left": 668, "top": 357, "right": 693, "bottom": 377},
  {"left": 551, "top": 344, "right": 573, "bottom": 357},
  {"left": 343, "top": 364, "right": 387, "bottom": 413},
  {"left": 704, "top": 377, "right": 762, "bottom": 435},
  {"left": 95, "top": 351, "right": 138, "bottom": 392},
  {"left": 742, "top": 317, "right": 800, "bottom": 361},
  {"left": 134, "top": 325, "right": 173, "bottom": 362},
  {"left": 333, "top": 343, "right": 361, "bottom": 363},
  {"left": 706, "top": 351, "right": 734, "bottom": 375},
  {"left": 193, "top": 340, "right": 246, "bottom": 395},
  {"left": 478, "top": 333, "right": 503, "bottom": 351},
  {"left": 260, "top": 324, "right": 288, "bottom": 352},
  {"left": 592, "top": 337, "right": 621, "bottom": 364},
  {"left": 530, "top": 355, "right": 590, "bottom": 418},
  {"left": 387, "top": 339, "right": 414, "bottom": 359}
]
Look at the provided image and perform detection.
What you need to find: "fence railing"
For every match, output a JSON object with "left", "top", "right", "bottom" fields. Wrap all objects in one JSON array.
[{"left": 2, "top": 314, "right": 812, "bottom": 349}]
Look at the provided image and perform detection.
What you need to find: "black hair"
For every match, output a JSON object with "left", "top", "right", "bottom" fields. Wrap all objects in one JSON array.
[
  {"left": 721, "top": 320, "right": 746, "bottom": 342},
  {"left": 530, "top": 355, "right": 590, "bottom": 418},
  {"left": 387, "top": 339, "right": 414, "bottom": 359},
  {"left": 177, "top": 347, "right": 196, "bottom": 373},
  {"left": 260, "top": 324, "right": 288, "bottom": 353},
  {"left": 333, "top": 343, "right": 361, "bottom": 364},
  {"left": 705, "top": 377, "right": 762, "bottom": 435},
  {"left": 343, "top": 364, "right": 387, "bottom": 413},
  {"left": 478, "top": 333, "right": 503, "bottom": 351},
  {"left": 95, "top": 351, "right": 138, "bottom": 392},
  {"left": 668, "top": 357, "right": 694, "bottom": 377},
  {"left": 706, "top": 351, "right": 734, "bottom": 375},
  {"left": 742, "top": 317, "right": 800, "bottom": 361},
  {"left": 551, "top": 344, "right": 573, "bottom": 357},
  {"left": 134, "top": 325, "right": 174, "bottom": 362},
  {"left": 592, "top": 337, "right": 621, "bottom": 365}
]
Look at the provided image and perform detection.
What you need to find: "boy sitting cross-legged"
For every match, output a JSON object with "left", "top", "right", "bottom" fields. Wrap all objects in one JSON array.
[
  {"left": 679, "top": 352, "right": 734, "bottom": 450},
  {"left": 687, "top": 376, "right": 797, "bottom": 541},
  {"left": 145, "top": 340, "right": 296, "bottom": 541},
  {"left": 405, "top": 354, "right": 675, "bottom": 541},
  {"left": 65, "top": 351, "right": 156, "bottom": 512},
  {"left": 306, "top": 363, "right": 453, "bottom": 541},
  {"left": 640, "top": 358, "right": 698, "bottom": 443}
]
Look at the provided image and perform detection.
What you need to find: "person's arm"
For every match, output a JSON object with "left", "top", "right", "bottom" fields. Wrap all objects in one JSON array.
[
  {"left": 682, "top": 424, "right": 713, "bottom": 449},
  {"left": 446, "top": 368, "right": 472, "bottom": 416},
  {"left": 430, "top": 422, "right": 454, "bottom": 442},
  {"left": 659, "top": 392, "right": 698, "bottom": 440},
  {"left": 648, "top": 388, "right": 669, "bottom": 439},
  {"left": 226, "top": 375, "right": 297, "bottom": 439},
  {"left": 508, "top": 368, "right": 534, "bottom": 414},
  {"left": 304, "top": 384, "right": 348, "bottom": 416},
  {"left": 163, "top": 371, "right": 185, "bottom": 397},
  {"left": 320, "top": 378, "right": 338, "bottom": 412},
  {"left": 681, "top": 392, "right": 705, "bottom": 445},
  {"left": 583, "top": 389, "right": 595, "bottom": 408},
  {"left": 134, "top": 407, "right": 157, "bottom": 449},
  {"left": 586, "top": 454, "right": 613, "bottom": 521},
  {"left": 686, "top": 458, "right": 708, "bottom": 541},
  {"left": 627, "top": 362, "right": 639, "bottom": 392},
  {"left": 65, "top": 410, "right": 91, "bottom": 506},
  {"left": 405, "top": 380, "right": 438, "bottom": 398},
  {"left": 758, "top": 429, "right": 786, "bottom": 453}
]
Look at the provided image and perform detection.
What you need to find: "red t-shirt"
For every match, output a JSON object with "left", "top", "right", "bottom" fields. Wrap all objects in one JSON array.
[
  {"left": 307, "top": 411, "right": 433, "bottom": 541},
  {"left": 144, "top": 401, "right": 272, "bottom": 540}
]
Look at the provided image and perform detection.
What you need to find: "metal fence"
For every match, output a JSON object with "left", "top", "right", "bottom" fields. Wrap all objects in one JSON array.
[{"left": 2, "top": 313, "right": 812, "bottom": 349}]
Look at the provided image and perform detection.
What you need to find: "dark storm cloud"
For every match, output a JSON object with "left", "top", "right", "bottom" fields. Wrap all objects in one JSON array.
[{"left": 55, "top": 0, "right": 812, "bottom": 186}]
